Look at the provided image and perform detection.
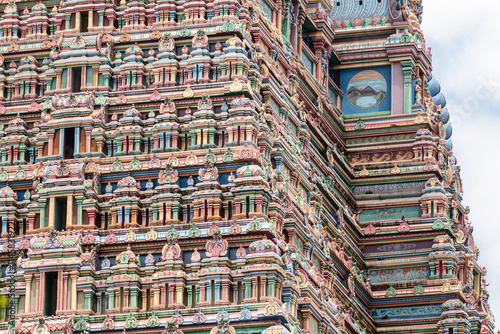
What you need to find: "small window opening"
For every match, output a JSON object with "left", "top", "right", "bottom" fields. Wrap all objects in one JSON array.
[
  {"left": 44, "top": 272, "right": 58, "bottom": 316},
  {"left": 80, "top": 12, "right": 88, "bottom": 33},
  {"left": 72, "top": 67, "right": 82, "bottom": 93},
  {"left": 54, "top": 197, "right": 67, "bottom": 231}
]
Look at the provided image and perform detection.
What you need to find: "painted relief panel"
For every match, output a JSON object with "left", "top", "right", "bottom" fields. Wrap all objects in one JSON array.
[
  {"left": 359, "top": 206, "right": 422, "bottom": 222},
  {"left": 347, "top": 70, "right": 387, "bottom": 109},
  {"left": 372, "top": 305, "right": 443, "bottom": 321},
  {"left": 339, "top": 66, "right": 391, "bottom": 116},
  {"left": 367, "top": 266, "right": 430, "bottom": 283}
]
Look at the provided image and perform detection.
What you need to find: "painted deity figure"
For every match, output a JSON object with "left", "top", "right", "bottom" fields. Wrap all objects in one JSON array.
[
  {"left": 192, "top": 29, "right": 209, "bottom": 48},
  {"left": 159, "top": 32, "right": 175, "bottom": 52},
  {"left": 414, "top": 78, "right": 422, "bottom": 104},
  {"left": 198, "top": 161, "right": 218, "bottom": 181},
  {"left": 49, "top": 47, "right": 59, "bottom": 64},
  {"left": 198, "top": 95, "right": 213, "bottom": 111},
  {"left": 159, "top": 97, "right": 176, "bottom": 114},
  {"left": 70, "top": 34, "right": 86, "bottom": 49},
  {"left": 4, "top": 0, "right": 17, "bottom": 14},
  {"left": 480, "top": 318, "right": 490, "bottom": 334},
  {"left": 158, "top": 162, "right": 179, "bottom": 184}
]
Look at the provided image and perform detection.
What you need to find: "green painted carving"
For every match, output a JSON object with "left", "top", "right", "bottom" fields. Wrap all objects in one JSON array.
[
  {"left": 204, "top": 148, "right": 216, "bottom": 164},
  {"left": 120, "top": 253, "right": 129, "bottom": 265},
  {"left": 14, "top": 166, "right": 26, "bottom": 181},
  {"left": 413, "top": 282, "right": 424, "bottom": 295},
  {"left": 42, "top": 96, "right": 53, "bottom": 110},
  {"left": 129, "top": 156, "right": 142, "bottom": 171},
  {"left": 0, "top": 168, "right": 8, "bottom": 182},
  {"left": 247, "top": 216, "right": 261, "bottom": 231},
  {"left": 432, "top": 219, "right": 445, "bottom": 230},
  {"left": 243, "top": 166, "right": 252, "bottom": 177},
  {"left": 385, "top": 285, "right": 397, "bottom": 297},
  {"left": 167, "top": 224, "right": 179, "bottom": 240},
  {"left": 146, "top": 311, "right": 160, "bottom": 327},
  {"left": 360, "top": 206, "right": 422, "bottom": 222},
  {"left": 400, "top": 30, "right": 412, "bottom": 43},
  {"left": 221, "top": 18, "right": 235, "bottom": 32},
  {"left": 95, "top": 92, "right": 107, "bottom": 105},
  {"left": 74, "top": 317, "right": 89, "bottom": 331},
  {"left": 188, "top": 222, "right": 201, "bottom": 238},
  {"left": 179, "top": 25, "right": 190, "bottom": 37},
  {"left": 124, "top": 312, "right": 138, "bottom": 329},
  {"left": 111, "top": 158, "right": 123, "bottom": 172},
  {"left": 222, "top": 147, "right": 234, "bottom": 162},
  {"left": 355, "top": 118, "right": 365, "bottom": 130}
]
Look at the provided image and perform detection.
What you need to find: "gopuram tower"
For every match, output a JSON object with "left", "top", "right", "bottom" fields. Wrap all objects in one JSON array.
[{"left": 0, "top": 0, "right": 493, "bottom": 334}]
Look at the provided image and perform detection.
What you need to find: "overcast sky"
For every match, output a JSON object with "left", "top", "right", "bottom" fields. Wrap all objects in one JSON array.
[{"left": 421, "top": 0, "right": 500, "bottom": 320}]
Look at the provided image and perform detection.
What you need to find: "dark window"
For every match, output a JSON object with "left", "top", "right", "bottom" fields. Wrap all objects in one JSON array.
[
  {"left": 245, "top": 197, "right": 250, "bottom": 218},
  {"left": 204, "top": 200, "right": 208, "bottom": 221},
  {"left": 44, "top": 272, "right": 58, "bottom": 316},
  {"left": 72, "top": 67, "right": 82, "bottom": 93},
  {"left": 302, "top": 27, "right": 309, "bottom": 49},
  {"left": 54, "top": 197, "right": 67, "bottom": 231},
  {"left": 63, "top": 127, "right": 75, "bottom": 159},
  {"left": 80, "top": 12, "right": 88, "bottom": 33}
]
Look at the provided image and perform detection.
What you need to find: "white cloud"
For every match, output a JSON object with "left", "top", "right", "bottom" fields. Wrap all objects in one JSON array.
[{"left": 422, "top": 0, "right": 500, "bottom": 319}]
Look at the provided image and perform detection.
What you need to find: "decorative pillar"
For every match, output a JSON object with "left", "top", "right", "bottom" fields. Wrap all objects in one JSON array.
[
  {"left": 76, "top": 195, "right": 84, "bottom": 225},
  {"left": 195, "top": 285, "right": 200, "bottom": 304},
  {"left": 152, "top": 284, "right": 160, "bottom": 309},
  {"left": 75, "top": 128, "right": 81, "bottom": 155},
  {"left": 267, "top": 276, "right": 276, "bottom": 298},
  {"left": 70, "top": 272, "right": 78, "bottom": 310},
  {"left": 175, "top": 282, "right": 184, "bottom": 307},
  {"left": 107, "top": 288, "right": 115, "bottom": 309},
  {"left": 64, "top": 13, "right": 71, "bottom": 30},
  {"left": 85, "top": 127, "right": 92, "bottom": 153},
  {"left": 84, "top": 290, "right": 94, "bottom": 310},
  {"left": 24, "top": 274, "right": 33, "bottom": 313},
  {"left": 401, "top": 60, "right": 415, "bottom": 114},
  {"left": 206, "top": 281, "right": 212, "bottom": 304},
  {"left": 187, "top": 285, "right": 193, "bottom": 307},
  {"left": 214, "top": 280, "right": 221, "bottom": 300},
  {"left": 88, "top": 10, "right": 93, "bottom": 28},
  {"left": 39, "top": 198, "right": 47, "bottom": 228},
  {"left": 244, "top": 277, "right": 252, "bottom": 300},
  {"left": 260, "top": 276, "right": 267, "bottom": 300},
  {"left": 75, "top": 12, "right": 81, "bottom": 31},
  {"left": 48, "top": 197, "right": 55, "bottom": 229}
]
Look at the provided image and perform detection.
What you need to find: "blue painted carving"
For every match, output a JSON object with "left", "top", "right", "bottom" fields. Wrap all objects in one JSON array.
[
  {"left": 329, "top": 0, "right": 389, "bottom": 20},
  {"left": 372, "top": 305, "right": 442, "bottom": 320},
  {"left": 353, "top": 182, "right": 425, "bottom": 196},
  {"left": 367, "top": 267, "right": 429, "bottom": 284}
]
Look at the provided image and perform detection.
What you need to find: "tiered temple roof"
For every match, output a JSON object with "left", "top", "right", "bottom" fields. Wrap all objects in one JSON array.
[{"left": 0, "top": 0, "right": 493, "bottom": 334}]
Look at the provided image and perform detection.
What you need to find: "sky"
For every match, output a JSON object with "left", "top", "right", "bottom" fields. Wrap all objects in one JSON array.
[{"left": 421, "top": 0, "right": 500, "bottom": 320}]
